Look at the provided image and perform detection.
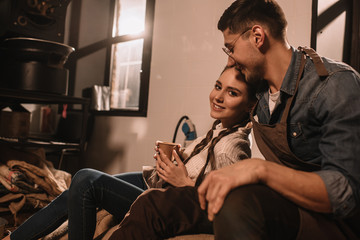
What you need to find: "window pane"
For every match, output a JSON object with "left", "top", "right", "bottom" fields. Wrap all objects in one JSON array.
[
  {"left": 316, "top": 0, "right": 345, "bottom": 61},
  {"left": 110, "top": 39, "right": 144, "bottom": 110},
  {"left": 316, "top": 12, "right": 345, "bottom": 61},
  {"left": 113, "top": 0, "right": 146, "bottom": 36}
]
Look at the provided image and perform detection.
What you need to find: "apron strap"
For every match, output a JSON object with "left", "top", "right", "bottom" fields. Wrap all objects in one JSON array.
[
  {"left": 298, "top": 46, "right": 329, "bottom": 77},
  {"left": 280, "top": 52, "right": 306, "bottom": 123},
  {"left": 280, "top": 47, "right": 329, "bottom": 124}
]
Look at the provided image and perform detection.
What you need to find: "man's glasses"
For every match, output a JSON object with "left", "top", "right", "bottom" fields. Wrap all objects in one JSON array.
[{"left": 222, "top": 28, "right": 251, "bottom": 57}]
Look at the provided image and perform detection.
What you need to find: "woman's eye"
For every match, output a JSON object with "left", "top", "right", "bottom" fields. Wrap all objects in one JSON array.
[
  {"left": 215, "top": 84, "right": 221, "bottom": 90},
  {"left": 228, "top": 91, "right": 238, "bottom": 96}
]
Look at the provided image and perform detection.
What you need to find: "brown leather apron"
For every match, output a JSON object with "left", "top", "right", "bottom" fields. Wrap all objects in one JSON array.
[
  {"left": 250, "top": 46, "right": 359, "bottom": 240},
  {"left": 250, "top": 47, "right": 320, "bottom": 171}
]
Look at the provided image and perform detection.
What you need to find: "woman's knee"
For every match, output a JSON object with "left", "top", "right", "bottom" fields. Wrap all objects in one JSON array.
[
  {"left": 71, "top": 168, "right": 100, "bottom": 186},
  {"left": 68, "top": 168, "right": 105, "bottom": 196}
]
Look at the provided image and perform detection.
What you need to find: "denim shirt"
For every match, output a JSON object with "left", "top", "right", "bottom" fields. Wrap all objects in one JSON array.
[{"left": 255, "top": 47, "right": 360, "bottom": 218}]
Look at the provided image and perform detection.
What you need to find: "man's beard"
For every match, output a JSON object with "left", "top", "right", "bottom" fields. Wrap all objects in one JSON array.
[{"left": 243, "top": 65, "right": 268, "bottom": 93}]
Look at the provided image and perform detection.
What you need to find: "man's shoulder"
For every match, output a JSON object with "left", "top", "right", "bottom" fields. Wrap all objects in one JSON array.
[
  {"left": 322, "top": 57, "right": 359, "bottom": 76},
  {"left": 300, "top": 55, "right": 360, "bottom": 94}
]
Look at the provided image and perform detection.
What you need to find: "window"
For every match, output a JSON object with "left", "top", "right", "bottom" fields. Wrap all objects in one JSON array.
[
  {"left": 110, "top": 39, "right": 144, "bottom": 110},
  {"left": 106, "top": 0, "right": 155, "bottom": 116},
  {"left": 311, "top": 0, "right": 359, "bottom": 72},
  {"left": 67, "top": 0, "right": 155, "bottom": 117}
]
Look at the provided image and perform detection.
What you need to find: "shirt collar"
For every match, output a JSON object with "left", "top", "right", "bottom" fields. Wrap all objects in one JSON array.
[
  {"left": 279, "top": 46, "right": 302, "bottom": 96},
  {"left": 216, "top": 123, "right": 225, "bottom": 130},
  {"left": 256, "top": 46, "right": 302, "bottom": 99}
]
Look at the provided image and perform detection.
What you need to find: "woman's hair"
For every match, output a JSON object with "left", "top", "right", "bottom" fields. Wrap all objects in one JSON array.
[
  {"left": 218, "top": 0, "right": 287, "bottom": 41},
  {"left": 223, "top": 65, "right": 258, "bottom": 105},
  {"left": 183, "top": 66, "right": 255, "bottom": 186},
  {"left": 182, "top": 119, "right": 249, "bottom": 186},
  {"left": 183, "top": 119, "right": 221, "bottom": 166}
]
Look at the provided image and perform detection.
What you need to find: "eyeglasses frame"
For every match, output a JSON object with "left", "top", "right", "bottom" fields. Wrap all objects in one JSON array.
[{"left": 222, "top": 27, "right": 252, "bottom": 57}]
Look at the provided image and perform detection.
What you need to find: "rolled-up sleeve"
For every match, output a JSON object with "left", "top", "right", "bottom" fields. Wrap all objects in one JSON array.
[
  {"left": 314, "top": 70, "right": 360, "bottom": 218},
  {"left": 315, "top": 170, "right": 356, "bottom": 217}
]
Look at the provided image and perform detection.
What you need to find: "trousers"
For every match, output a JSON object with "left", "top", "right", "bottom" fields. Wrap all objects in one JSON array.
[{"left": 109, "top": 184, "right": 353, "bottom": 240}]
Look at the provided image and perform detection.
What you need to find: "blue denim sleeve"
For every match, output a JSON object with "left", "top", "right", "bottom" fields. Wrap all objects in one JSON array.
[
  {"left": 314, "top": 170, "right": 355, "bottom": 217},
  {"left": 313, "top": 69, "right": 360, "bottom": 217}
]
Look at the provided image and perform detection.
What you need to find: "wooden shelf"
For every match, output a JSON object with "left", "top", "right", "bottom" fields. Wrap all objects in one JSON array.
[
  {"left": 0, "top": 88, "right": 90, "bottom": 171},
  {"left": 0, "top": 88, "right": 90, "bottom": 105},
  {"left": 0, "top": 137, "right": 80, "bottom": 149}
]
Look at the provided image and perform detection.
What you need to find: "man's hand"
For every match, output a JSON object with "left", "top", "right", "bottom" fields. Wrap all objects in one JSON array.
[
  {"left": 197, "top": 159, "right": 265, "bottom": 221},
  {"left": 197, "top": 158, "right": 332, "bottom": 221}
]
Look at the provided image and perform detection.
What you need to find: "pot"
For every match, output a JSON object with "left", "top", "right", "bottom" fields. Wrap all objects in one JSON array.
[
  {"left": 0, "top": 37, "right": 75, "bottom": 68},
  {"left": 0, "top": 37, "right": 75, "bottom": 95}
]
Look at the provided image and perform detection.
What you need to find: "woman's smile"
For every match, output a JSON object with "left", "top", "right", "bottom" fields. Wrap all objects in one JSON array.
[{"left": 212, "top": 102, "right": 225, "bottom": 111}]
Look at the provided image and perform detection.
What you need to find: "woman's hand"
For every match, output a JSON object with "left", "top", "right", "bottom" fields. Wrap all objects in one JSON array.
[{"left": 155, "top": 148, "right": 194, "bottom": 187}]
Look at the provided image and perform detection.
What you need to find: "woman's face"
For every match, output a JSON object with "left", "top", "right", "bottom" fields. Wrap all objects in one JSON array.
[{"left": 209, "top": 67, "right": 250, "bottom": 128}]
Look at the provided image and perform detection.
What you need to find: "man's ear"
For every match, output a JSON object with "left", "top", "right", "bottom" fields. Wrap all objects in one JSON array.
[{"left": 251, "top": 25, "right": 265, "bottom": 49}]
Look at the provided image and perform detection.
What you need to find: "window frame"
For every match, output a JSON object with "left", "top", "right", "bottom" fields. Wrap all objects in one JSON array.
[
  {"left": 67, "top": 0, "right": 155, "bottom": 117},
  {"left": 311, "top": 0, "right": 359, "bottom": 72},
  {"left": 101, "top": 0, "right": 155, "bottom": 117}
]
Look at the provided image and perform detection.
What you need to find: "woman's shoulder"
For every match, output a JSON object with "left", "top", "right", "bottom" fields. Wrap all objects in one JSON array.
[
  {"left": 213, "top": 127, "right": 252, "bottom": 168},
  {"left": 215, "top": 127, "right": 251, "bottom": 154},
  {"left": 230, "top": 121, "right": 252, "bottom": 138}
]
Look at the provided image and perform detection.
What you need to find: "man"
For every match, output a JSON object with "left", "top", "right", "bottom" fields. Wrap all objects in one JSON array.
[{"left": 109, "top": 0, "right": 360, "bottom": 239}]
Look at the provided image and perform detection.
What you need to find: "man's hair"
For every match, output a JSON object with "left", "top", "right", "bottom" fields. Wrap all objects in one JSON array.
[{"left": 218, "top": 0, "right": 288, "bottom": 40}]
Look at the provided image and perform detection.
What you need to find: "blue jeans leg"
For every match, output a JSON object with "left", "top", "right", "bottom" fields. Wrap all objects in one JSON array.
[
  {"left": 10, "top": 189, "right": 69, "bottom": 240},
  {"left": 67, "top": 168, "right": 145, "bottom": 240},
  {"left": 10, "top": 168, "right": 146, "bottom": 240}
]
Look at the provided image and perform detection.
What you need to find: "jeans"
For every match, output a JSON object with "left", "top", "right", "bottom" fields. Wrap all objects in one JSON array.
[{"left": 10, "top": 168, "right": 147, "bottom": 240}]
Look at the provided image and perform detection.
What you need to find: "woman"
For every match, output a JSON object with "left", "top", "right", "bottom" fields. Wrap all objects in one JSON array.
[{"left": 3, "top": 66, "right": 256, "bottom": 240}]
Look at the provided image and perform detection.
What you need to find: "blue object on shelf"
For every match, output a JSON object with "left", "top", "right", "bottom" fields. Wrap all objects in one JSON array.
[
  {"left": 172, "top": 115, "right": 197, "bottom": 147},
  {"left": 182, "top": 119, "right": 197, "bottom": 141}
]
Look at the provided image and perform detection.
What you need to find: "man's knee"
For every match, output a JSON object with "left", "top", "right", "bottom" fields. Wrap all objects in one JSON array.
[
  {"left": 214, "top": 185, "right": 266, "bottom": 233},
  {"left": 213, "top": 185, "right": 299, "bottom": 240}
]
